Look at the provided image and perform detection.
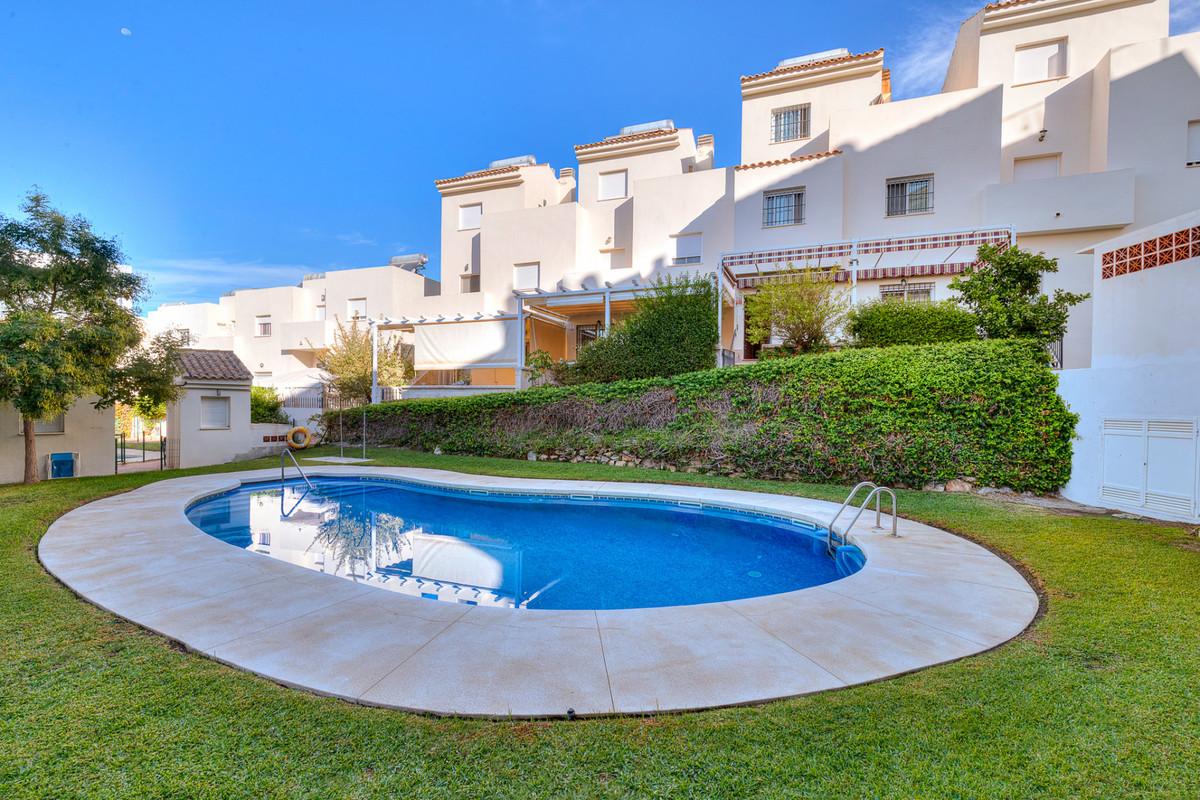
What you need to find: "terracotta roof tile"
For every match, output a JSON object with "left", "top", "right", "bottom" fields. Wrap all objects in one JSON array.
[
  {"left": 574, "top": 128, "right": 679, "bottom": 153},
  {"left": 741, "top": 49, "right": 884, "bottom": 84},
  {"left": 177, "top": 349, "right": 252, "bottom": 382},
  {"left": 434, "top": 165, "right": 521, "bottom": 187},
  {"left": 735, "top": 150, "right": 843, "bottom": 171}
]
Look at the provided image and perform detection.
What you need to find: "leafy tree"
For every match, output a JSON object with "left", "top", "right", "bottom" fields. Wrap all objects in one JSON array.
[
  {"left": 565, "top": 273, "right": 718, "bottom": 384},
  {"left": 318, "top": 318, "right": 413, "bottom": 405},
  {"left": 250, "top": 386, "right": 289, "bottom": 424},
  {"left": 848, "top": 299, "right": 980, "bottom": 348},
  {"left": 744, "top": 268, "right": 851, "bottom": 355},
  {"left": 0, "top": 191, "right": 183, "bottom": 483},
  {"left": 950, "top": 244, "right": 1088, "bottom": 343}
]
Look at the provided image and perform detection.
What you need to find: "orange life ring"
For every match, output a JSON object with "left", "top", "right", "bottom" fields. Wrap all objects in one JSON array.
[{"left": 286, "top": 426, "right": 312, "bottom": 450}]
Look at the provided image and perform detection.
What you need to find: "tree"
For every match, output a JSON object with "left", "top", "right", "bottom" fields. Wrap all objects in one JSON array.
[
  {"left": 0, "top": 191, "right": 183, "bottom": 483},
  {"left": 950, "top": 244, "right": 1088, "bottom": 343},
  {"left": 744, "top": 268, "right": 851, "bottom": 355},
  {"left": 318, "top": 318, "right": 413, "bottom": 406}
]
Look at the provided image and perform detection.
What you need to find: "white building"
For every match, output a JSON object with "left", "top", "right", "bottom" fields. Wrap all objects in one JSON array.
[
  {"left": 148, "top": 0, "right": 1197, "bottom": 383},
  {"left": 141, "top": 0, "right": 1200, "bottom": 517}
]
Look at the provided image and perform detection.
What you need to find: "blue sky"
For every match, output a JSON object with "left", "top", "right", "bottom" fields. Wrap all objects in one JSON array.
[{"left": 2, "top": 1, "right": 1198, "bottom": 310}]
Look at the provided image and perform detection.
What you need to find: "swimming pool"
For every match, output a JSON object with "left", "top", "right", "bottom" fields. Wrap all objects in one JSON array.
[{"left": 186, "top": 476, "right": 863, "bottom": 610}]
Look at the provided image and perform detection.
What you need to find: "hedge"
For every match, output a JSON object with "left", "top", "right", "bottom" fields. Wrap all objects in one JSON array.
[
  {"left": 323, "top": 339, "right": 1076, "bottom": 492},
  {"left": 847, "top": 299, "right": 979, "bottom": 347}
]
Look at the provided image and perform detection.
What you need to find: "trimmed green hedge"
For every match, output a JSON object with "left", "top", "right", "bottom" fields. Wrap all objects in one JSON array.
[
  {"left": 848, "top": 299, "right": 980, "bottom": 347},
  {"left": 324, "top": 339, "right": 1076, "bottom": 492}
]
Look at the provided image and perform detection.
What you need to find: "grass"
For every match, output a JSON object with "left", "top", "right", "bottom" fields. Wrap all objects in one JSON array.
[{"left": 2, "top": 445, "right": 1198, "bottom": 798}]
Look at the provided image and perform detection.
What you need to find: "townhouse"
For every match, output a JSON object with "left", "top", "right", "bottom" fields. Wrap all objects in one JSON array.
[{"left": 141, "top": 0, "right": 1200, "bottom": 518}]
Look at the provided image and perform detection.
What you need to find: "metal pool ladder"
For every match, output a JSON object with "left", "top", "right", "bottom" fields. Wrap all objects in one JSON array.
[
  {"left": 826, "top": 481, "right": 899, "bottom": 555},
  {"left": 280, "top": 447, "right": 315, "bottom": 517}
]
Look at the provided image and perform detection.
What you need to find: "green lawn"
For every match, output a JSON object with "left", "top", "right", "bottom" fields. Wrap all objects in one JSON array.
[{"left": 2, "top": 446, "right": 1198, "bottom": 798}]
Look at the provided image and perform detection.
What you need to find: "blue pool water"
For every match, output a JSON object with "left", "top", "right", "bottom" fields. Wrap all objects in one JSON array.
[{"left": 186, "top": 476, "right": 863, "bottom": 611}]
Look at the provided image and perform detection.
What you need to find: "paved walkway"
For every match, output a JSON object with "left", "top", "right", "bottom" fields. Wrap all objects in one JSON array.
[{"left": 39, "top": 467, "right": 1038, "bottom": 717}]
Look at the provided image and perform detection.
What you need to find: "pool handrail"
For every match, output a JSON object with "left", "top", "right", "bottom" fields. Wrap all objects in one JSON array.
[
  {"left": 280, "top": 447, "right": 315, "bottom": 492},
  {"left": 826, "top": 483, "right": 898, "bottom": 554}
]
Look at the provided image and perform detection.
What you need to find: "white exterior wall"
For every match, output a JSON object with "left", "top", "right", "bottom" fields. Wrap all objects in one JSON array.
[
  {"left": 1057, "top": 210, "right": 1200, "bottom": 520},
  {"left": 140, "top": 0, "right": 1200, "bottom": 409},
  {"left": 0, "top": 399, "right": 115, "bottom": 484},
  {"left": 167, "top": 381, "right": 253, "bottom": 469}
]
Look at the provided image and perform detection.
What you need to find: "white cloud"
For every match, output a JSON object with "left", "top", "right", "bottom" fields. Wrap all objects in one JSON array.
[
  {"left": 119, "top": 27, "right": 132, "bottom": 37},
  {"left": 138, "top": 257, "right": 312, "bottom": 305},
  {"left": 890, "top": 4, "right": 979, "bottom": 99},
  {"left": 336, "top": 231, "right": 376, "bottom": 246},
  {"left": 1172, "top": 0, "right": 1200, "bottom": 33}
]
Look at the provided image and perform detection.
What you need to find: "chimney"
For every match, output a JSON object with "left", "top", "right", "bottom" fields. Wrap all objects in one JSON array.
[
  {"left": 559, "top": 167, "right": 575, "bottom": 179},
  {"left": 695, "top": 134, "right": 715, "bottom": 171}
]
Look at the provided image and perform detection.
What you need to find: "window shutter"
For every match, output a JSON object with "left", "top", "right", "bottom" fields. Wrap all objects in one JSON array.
[
  {"left": 200, "top": 397, "right": 230, "bottom": 429},
  {"left": 598, "top": 171, "right": 627, "bottom": 201}
]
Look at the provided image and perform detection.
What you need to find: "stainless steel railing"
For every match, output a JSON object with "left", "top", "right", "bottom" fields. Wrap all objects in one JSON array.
[{"left": 826, "top": 482, "right": 899, "bottom": 555}]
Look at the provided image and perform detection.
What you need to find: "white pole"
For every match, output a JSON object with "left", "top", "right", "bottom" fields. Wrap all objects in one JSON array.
[
  {"left": 715, "top": 269, "right": 723, "bottom": 367},
  {"left": 515, "top": 298, "right": 526, "bottom": 389},
  {"left": 369, "top": 319, "right": 379, "bottom": 404},
  {"left": 603, "top": 289, "right": 611, "bottom": 334}
]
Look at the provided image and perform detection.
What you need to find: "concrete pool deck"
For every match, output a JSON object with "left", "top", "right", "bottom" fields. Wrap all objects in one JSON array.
[{"left": 38, "top": 467, "right": 1039, "bottom": 717}]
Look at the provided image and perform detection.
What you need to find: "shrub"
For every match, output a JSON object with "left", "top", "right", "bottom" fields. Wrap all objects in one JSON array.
[
  {"left": 250, "top": 386, "right": 289, "bottom": 425},
  {"left": 558, "top": 274, "right": 717, "bottom": 384},
  {"left": 848, "top": 300, "right": 979, "bottom": 347},
  {"left": 951, "top": 244, "right": 1088, "bottom": 344},
  {"left": 744, "top": 269, "right": 851, "bottom": 354},
  {"left": 325, "top": 339, "right": 1075, "bottom": 492}
]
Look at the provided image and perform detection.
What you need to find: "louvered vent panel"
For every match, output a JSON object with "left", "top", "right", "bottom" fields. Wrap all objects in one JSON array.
[
  {"left": 1147, "top": 420, "right": 1195, "bottom": 437},
  {"left": 1145, "top": 492, "right": 1195, "bottom": 516},
  {"left": 1100, "top": 485, "right": 1141, "bottom": 505}
]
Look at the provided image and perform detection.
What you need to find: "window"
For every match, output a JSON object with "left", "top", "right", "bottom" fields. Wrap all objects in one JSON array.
[
  {"left": 458, "top": 203, "right": 482, "bottom": 230},
  {"left": 177, "top": 327, "right": 191, "bottom": 344},
  {"left": 200, "top": 396, "right": 231, "bottom": 430},
  {"left": 1188, "top": 120, "right": 1200, "bottom": 167},
  {"left": 347, "top": 298, "right": 367, "bottom": 319},
  {"left": 886, "top": 175, "right": 934, "bottom": 216},
  {"left": 673, "top": 234, "right": 702, "bottom": 265},
  {"left": 771, "top": 104, "right": 811, "bottom": 143},
  {"left": 598, "top": 170, "right": 628, "bottom": 201},
  {"left": 1013, "top": 39, "right": 1067, "bottom": 85},
  {"left": 880, "top": 281, "right": 934, "bottom": 302},
  {"left": 23, "top": 414, "right": 65, "bottom": 435},
  {"left": 763, "top": 187, "right": 805, "bottom": 227},
  {"left": 315, "top": 304, "right": 326, "bottom": 321},
  {"left": 1013, "top": 154, "right": 1060, "bottom": 182},
  {"left": 255, "top": 315, "right": 272, "bottom": 337},
  {"left": 513, "top": 262, "right": 540, "bottom": 291},
  {"left": 460, "top": 273, "right": 481, "bottom": 293}
]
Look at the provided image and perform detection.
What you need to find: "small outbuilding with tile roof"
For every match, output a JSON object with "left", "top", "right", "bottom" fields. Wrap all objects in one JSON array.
[{"left": 164, "top": 349, "right": 255, "bottom": 469}]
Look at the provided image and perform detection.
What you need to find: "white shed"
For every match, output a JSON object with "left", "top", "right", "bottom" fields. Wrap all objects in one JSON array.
[{"left": 165, "top": 349, "right": 254, "bottom": 469}]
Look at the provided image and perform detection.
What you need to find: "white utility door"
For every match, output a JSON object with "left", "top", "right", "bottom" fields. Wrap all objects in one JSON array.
[{"left": 1100, "top": 417, "right": 1198, "bottom": 519}]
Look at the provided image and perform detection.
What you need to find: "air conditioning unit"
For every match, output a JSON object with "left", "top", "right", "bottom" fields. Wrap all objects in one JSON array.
[{"left": 47, "top": 452, "right": 78, "bottom": 479}]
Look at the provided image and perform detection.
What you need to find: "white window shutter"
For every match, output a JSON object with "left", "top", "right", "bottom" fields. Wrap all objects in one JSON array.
[{"left": 598, "top": 171, "right": 627, "bottom": 201}]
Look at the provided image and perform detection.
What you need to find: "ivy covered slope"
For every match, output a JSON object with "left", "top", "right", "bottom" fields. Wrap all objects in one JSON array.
[{"left": 327, "top": 339, "right": 1076, "bottom": 492}]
